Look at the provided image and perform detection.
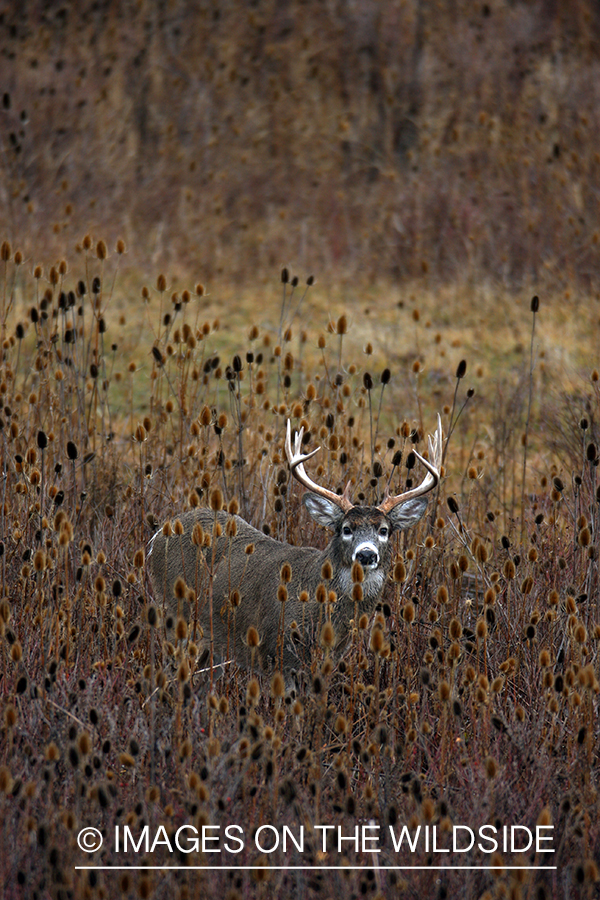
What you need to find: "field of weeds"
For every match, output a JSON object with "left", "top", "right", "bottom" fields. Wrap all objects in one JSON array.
[{"left": 0, "top": 243, "right": 599, "bottom": 900}]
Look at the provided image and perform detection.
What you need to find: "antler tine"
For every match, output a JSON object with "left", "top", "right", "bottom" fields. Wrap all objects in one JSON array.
[
  {"left": 285, "top": 420, "right": 354, "bottom": 511},
  {"left": 379, "top": 414, "right": 443, "bottom": 513}
]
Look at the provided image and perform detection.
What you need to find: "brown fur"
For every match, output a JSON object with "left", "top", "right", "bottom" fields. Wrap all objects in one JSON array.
[{"left": 147, "top": 496, "right": 428, "bottom": 675}]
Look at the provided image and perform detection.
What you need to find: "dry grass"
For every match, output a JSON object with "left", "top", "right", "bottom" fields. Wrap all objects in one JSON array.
[
  {"left": 2, "top": 3, "right": 600, "bottom": 895},
  {"left": 0, "top": 246, "right": 599, "bottom": 898}
]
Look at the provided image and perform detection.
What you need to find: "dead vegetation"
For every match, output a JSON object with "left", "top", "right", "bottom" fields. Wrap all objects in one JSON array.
[
  {"left": 0, "top": 248, "right": 599, "bottom": 898},
  {"left": 1, "top": 0, "right": 600, "bottom": 289}
]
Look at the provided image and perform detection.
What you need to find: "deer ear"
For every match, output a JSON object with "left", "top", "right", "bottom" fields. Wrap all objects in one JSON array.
[
  {"left": 303, "top": 493, "right": 345, "bottom": 529},
  {"left": 387, "top": 496, "right": 428, "bottom": 532}
]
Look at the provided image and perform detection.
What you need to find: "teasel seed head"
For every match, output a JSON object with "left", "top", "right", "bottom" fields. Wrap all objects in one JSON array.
[
  {"left": 320, "top": 560, "right": 332, "bottom": 581},
  {"left": 351, "top": 561, "right": 364, "bottom": 583},
  {"left": 320, "top": 621, "right": 335, "bottom": 649},
  {"left": 369, "top": 625, "right": 385, "bottom": 654},
  {"left": 271, "top": 673, "right": 285, "bottom": 698},
  {"left": 393, "top": 559, "right": 406, "bottom": 582},
  {"left": 210, "top": 488, "right": 223, "bottom": 511},
  {"left": 246, "top": 677, "right": 260, "bottom": 705},
  {"left": 578, "top": 526, "right": 591, "bottom": 547},
  {"left": 449, "top": 617, "right": 462, "bottom": 640},
  {"left": 485, "top": 756, "right": 498, "bottom": 779},
  {"left": 503, "top": 559, "right": 516, "bottom": 580},
  {"left": 246, "top": 626, "right": 260, "bottom": 648},
  {"left": 402, "top": 602, "right": 415, "bottom": 624},
  {"left": 351, "top": 583, "right": 363, "bottom": 603},
  {"left": 436, "top": 585, "right": 449, "bottom": 605},
  {"left": 176, "top": 617, "right": 188, "bottom": 642},
  {"left": 456, "top": 359, "right": 467, "bottom": 379},
  {"left": 335, "top": 714, "right": 348, "bottom": 734}
]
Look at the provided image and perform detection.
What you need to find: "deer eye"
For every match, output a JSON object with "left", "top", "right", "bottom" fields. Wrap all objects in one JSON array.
[
  {"left": 342, "top": 525, "right": 353, "bottom": 537},
  {"left": 378, "top": 525, "right": 389, "bottom": 538}
]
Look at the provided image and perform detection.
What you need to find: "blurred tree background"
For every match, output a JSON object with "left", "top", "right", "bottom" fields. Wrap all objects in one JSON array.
[{"left": 1, "top": 0, "right": 599, "bottom": 290}]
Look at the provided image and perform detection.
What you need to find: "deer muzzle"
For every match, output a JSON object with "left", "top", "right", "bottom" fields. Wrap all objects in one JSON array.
[{"left": 353, "top": 541, "right": 380, "bottom": 569}]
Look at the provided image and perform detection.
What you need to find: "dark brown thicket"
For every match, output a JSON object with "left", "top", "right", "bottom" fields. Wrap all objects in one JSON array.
[{"left": 1, "top": 2, "right": 600, "bottom": 287}]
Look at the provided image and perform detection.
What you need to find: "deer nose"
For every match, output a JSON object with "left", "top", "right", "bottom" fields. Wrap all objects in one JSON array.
[{"left": 353, "top": 542, "right": 379, "bottom": 568}]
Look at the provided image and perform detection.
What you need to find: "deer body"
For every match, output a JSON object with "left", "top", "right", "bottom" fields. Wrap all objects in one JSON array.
[{"left": 147, "top": 418, "right": 443, "bottom": 675}]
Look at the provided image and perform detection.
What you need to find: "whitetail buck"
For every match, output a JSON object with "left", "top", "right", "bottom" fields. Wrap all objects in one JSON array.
[{"left": 147, "top": 417, "right": 443, "bottom": 675}]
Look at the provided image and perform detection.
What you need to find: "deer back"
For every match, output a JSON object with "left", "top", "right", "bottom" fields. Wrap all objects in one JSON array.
[{"left": 147, "top": 500, "right": 426, "bottom": 671}]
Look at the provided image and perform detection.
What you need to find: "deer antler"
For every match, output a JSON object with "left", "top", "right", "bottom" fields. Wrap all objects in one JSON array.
[
  {"left": 285, "top": 420, "right": 354, "bottom": 511},
  {"left": 378, "top": 414, "right": 443, "bottom": 513}
]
